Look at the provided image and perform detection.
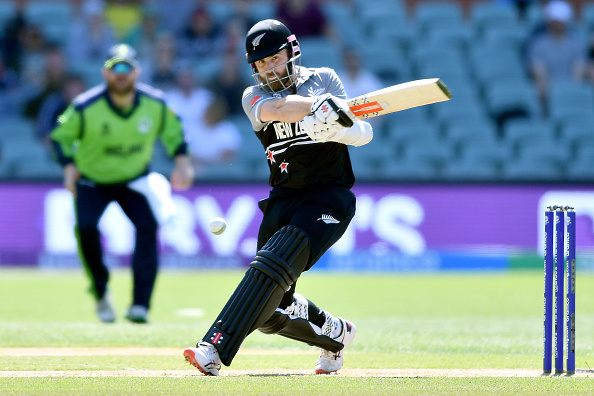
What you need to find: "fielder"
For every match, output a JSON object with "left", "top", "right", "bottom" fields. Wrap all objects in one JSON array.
[
  {"left": 50, "top": 44, "right": 194, "bottom": 323},
  {"left": 184, "top": 19, "right": 372, "bottom": 375}
]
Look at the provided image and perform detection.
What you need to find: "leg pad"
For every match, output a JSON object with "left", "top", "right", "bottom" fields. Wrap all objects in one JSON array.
[{"left": 202, "top": 226, "right": 310, "bottom": 365}]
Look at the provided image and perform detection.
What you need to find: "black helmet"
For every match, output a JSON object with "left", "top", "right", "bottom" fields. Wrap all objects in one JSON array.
[
  {"left": 245, "top": 19, "right": 301, "bottom": 92},
  {"left": 246, "top": 19, "right": 293, "bottom": 63}
]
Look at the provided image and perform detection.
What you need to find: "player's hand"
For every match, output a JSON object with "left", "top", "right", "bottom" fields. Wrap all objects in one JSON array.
[
  {"left": 299, "top": 115, "right": 344, "bottom": 142},
  {"left": 310, "top": 94, "right": 356, "bottom": 128},
  {"left": 63, "top": 163, "right": 81, "bottom": 197},
  {"left": 170, "top": 155, "right": 194, "bottom": 191}
]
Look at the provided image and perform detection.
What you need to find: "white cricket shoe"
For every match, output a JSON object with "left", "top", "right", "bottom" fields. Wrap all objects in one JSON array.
[
  {"left": 315, "top": 318, "right": 356, "bottom": 374},
  {"left": 184, "top": 342, "right": 222, "bottom": 376},
  {"left": 96, "top": 293, "right": 116, "bottom": 323},
  {"left": 125, "top": 305, "right": 149, "bottom": 323}
]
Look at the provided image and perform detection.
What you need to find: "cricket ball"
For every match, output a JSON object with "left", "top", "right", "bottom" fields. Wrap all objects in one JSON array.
[{"left": 209, "top": 217, "right": 226, "bottom": 235}]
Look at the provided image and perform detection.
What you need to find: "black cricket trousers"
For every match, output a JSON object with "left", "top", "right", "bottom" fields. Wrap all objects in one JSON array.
[{"left": 74, "top": 178, "right": 158, "bottom": 308}]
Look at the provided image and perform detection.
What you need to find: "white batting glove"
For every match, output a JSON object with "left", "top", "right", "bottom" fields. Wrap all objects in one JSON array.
[
  {"left": 300, "top": 115, "right": 344, "bottom": 142},
  {"left": 310, "top": 94, "right": 357, "bottom": 127}
]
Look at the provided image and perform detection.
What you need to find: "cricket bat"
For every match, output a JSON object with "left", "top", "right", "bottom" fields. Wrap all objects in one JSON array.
[{"left": 347, "top": 78, "right": 452, "bottom": 119}]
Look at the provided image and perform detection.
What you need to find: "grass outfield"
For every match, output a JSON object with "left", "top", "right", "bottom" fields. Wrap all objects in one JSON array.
[{"left": 0, "top": 268, "right": 592, "bottom": 395}]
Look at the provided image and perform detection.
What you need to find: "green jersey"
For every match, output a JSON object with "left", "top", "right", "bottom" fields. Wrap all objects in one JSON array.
[{"left": 51, "top": 83, "right": 187, "bottom": 184}]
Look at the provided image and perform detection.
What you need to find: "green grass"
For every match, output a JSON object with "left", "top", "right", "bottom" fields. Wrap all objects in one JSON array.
[{"left": 0, "top": 268, "right": 592, "bottom": 395}]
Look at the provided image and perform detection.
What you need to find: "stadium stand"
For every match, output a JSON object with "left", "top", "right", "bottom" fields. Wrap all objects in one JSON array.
[{"left": 1, "top": 0, "right": 593, "bottom": 184}]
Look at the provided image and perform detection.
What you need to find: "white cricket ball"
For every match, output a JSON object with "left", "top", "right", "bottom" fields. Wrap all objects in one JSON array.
[{"left": 209, "top": 217, "right": 226, "bottom": 235}]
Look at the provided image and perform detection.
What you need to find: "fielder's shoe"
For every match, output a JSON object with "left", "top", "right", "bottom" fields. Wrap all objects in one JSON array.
[
  {"left": 315, "top": 318, "right": 356, "bottom": 374},
  {"left": 96, "top": 293, "right": 116, "bottom": 323},
  {"left": 124, "top": 305, "right": 149, "bottom": 323},
  {"left": 184, "top": 342, "right": 222, "bottom": 376}
]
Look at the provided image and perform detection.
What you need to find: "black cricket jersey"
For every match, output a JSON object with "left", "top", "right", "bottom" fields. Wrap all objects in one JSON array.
[{"left": 241, "top": 66, "right": 355, "bottom": 191}]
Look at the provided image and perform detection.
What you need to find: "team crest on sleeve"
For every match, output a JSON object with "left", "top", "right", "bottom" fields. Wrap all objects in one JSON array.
[
  {"left": 137, "top": 117, "right": 153, "bottom": 134},
  {"left": 250, "top": 95, "right": 261, "bottom": 107}
]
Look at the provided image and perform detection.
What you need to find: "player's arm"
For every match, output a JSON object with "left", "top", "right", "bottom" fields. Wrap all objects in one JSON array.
[
  {"left": 159, "top": 106, "right": 194, "bottom": 190},
  {"left": 49, "top": 104, "right": 82, "bottom": 195},
  {"left": 259, "top": 95, "right": 316, "bottom": 123}
]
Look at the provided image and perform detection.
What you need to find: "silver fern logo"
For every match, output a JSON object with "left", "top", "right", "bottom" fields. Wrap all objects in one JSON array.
[
  {"left": 308, "top": 87, "right": 325, "bottom": 96},
  {"left": 252, "top": 33, "right": 265, "bottom": 49},
  {"left": 318, "top": 214, "right": 339, "bottom": 224}
]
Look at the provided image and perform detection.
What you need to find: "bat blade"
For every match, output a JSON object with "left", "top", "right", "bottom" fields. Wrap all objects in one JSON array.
[{"left": 347, "top": 78, "right": 452, "bottom": 119}]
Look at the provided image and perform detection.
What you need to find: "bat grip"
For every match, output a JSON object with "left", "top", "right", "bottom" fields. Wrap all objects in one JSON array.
[{"left": 328, "top": 99, "right": 354, "bottom": 128}]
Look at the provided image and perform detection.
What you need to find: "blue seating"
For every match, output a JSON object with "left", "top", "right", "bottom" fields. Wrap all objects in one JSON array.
[
  {"left": 503, "top": 119, "right": 557, "bottom": 155},
  {"left": 484, "top": 82, "right": 541, "bottom": 121},
  {"left": 441, "top": 157, "right": 500, "bottom": 181},
  {"left": 470, "top": 1, "right": 519, "bottom": 36},
  {"left": 444, "top": 119, "right": 499, "bottom": 153},
  {"left": 502, "top": 157, "right": 562, "bottom": 182},
  {"left": 414, "top": 1, "right": 464, "bottom": 34},
  {"left": 0, "top": 1, "right": 15, "bottom": 30},
  {"left": 548, "top": 83, "right": 594, "bottom": 124},
  {"left": 298, "top": 37, "right": 343, "bottom": 70}
]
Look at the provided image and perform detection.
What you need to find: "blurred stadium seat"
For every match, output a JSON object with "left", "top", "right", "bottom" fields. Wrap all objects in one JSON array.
[
  {"left": 581, "top": 2, "right": 594, "bottom": 32},
  {"left": 469, "top": 1, "right": 518, "bottom": 36},
  {"left": 459, "top": 140, "right": 511, "bottom": 172},
  {"left": 359, "top": 7, "right": 408, "bottom": 37},
  {"left": 0, "top": 117, "right": 37, "bottom": 145},
  {"left": 425, "top": 24, "right": 474, "bottom": 52},
  {"left": 414, "top": 0, "right": 464, "bottom": 35},
  {"left": 387, "top": 121, "right": 440, "bottom": 153},
  {"left": 517, "top": 140, "right": 569, "bottom": 171},
  {"left": 379, "top": 157, "right": 438, "bottom": 181},
  {"left": 503, "top": 118, "right": 556, "bottom": 156},
  {"left": 359, "top": 44, "right": 409, "bottom": 84},
  {"left": 298, "top": 37, "right": 343, "bottom": 70},
  {"left": 441, "top": 157, "right": 500, "bottom": 181},
  {"left": 432, "top": 98, "right": 488, "bottom": 131},
  {"left": 443, "top": 118, "right": 499, "bottom": 154},
  {"left": 469, "top": 42, "right": 527, "bottom": 87},
  {"left": 484, "top": 82, "right": 541, "bottom": 125},
  {"left": 481, "top": 22, "right": 528, "bottom": 52},
  {"left": 0, "top": 1, "right": 15, "bottom": 28},
  {"left": 548, "top": 83, "right": 594, "bottom": 125},
  {"left": 369, "top": 22, "right": 418, "bottom": 54},
  {"left": 400, "top": 138, "right": 452, "bottom": 172},
  {"left": 3, "top": 0, "right": 593, "bottom": 185},
  {"left": 502, "top": 156, "right": 562, "bottom": 182},
  {"left": 559, "top": 117, "right": 594, "bottom": 154}
]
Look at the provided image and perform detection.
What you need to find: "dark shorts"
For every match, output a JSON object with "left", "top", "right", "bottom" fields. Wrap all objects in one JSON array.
[{"left": 257, "top": 185, "right": 356, "bottom": 271}]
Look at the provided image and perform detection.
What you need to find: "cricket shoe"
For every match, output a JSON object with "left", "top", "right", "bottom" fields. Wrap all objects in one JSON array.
[
  {"left": 315, "top": 318, "right": 356, "bottom": 374},
  {"left": 125, "top": 305, "right": 148, "bottom": 323},
  {"left": 96, "top": 293, "right": 116, "bottom": 323},
  {"left": 184, "top": 342, "right": 222, "bottom": 376}
]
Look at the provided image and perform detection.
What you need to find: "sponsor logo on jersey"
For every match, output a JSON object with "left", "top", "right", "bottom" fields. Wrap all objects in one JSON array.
[
  {"left": 137, "top": 117, "right": 152, "bottom": 134},
  {"left": 318, "top": 214, "right": 340, "bottom": 224},
  {"left": 250, "top": 95, "right": 261, "bottom": 107},
  {"left": 252, "top": 33, "right": 266, "bottom": 49}
]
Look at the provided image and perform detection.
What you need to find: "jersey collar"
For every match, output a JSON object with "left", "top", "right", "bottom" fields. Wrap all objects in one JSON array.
[
  {"left": 294, "top": 66, "right": 313, "bottom": 89},
  {"left": 103, "top": 87, "right": 140, "bottom": 119}
]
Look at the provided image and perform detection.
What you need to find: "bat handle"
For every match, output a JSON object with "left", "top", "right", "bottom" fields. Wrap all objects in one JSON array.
[{"left": 328, "top": 99, "right": 355, "bottom": 128}]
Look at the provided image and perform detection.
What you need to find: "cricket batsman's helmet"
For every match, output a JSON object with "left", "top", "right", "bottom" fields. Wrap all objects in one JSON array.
[{"left": 245, "top": 19, "right": 301, "bottom": 92}]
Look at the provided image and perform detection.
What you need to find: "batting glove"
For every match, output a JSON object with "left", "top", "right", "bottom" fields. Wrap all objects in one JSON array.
[
  {"left": 310, "top": 94, "right": 356, "bottom": 128},
  {"left": 300, "top": 115, "right": 344, "bottom": 142}
]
